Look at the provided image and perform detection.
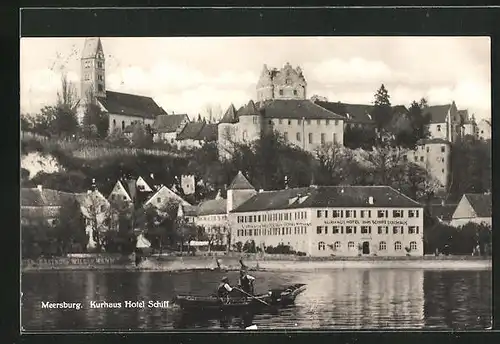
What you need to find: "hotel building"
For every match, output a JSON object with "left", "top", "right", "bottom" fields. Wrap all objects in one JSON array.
[{"left": 227, "top": 172, "right": 424, "bottom": 257}]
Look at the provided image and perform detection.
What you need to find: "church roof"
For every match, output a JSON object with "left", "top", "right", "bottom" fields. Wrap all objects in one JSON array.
[
  {"left": 153, "top": 114, "right": 189, "bottom": 133},
  {"left": 228, "top": 171, "right": 255, "bottom": 190},
  {"left": 97, "top": 91, "right": 166, "bottom": 119},
  {"left": 82, "top": 38, "right": 103, "bottom": 59}
]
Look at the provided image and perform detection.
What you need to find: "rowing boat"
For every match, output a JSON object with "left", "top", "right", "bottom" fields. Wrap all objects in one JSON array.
[{"left": 172, "top": 283, "right": 306, "bottom": 313}]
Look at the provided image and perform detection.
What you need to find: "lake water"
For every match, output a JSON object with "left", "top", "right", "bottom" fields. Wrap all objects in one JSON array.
[{"left": 21, "top": 268, "right": 492, "bottom": 331}]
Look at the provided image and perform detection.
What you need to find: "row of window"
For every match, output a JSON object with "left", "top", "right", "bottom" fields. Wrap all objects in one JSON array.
[
  {"left": 284, "top": 132, "right": 338, "bottom": 145},
  {"left": 84, "top": 60, "right": 103, "bottom": 69},
  {"left": 200, "top": 215, "right": 227, "bottom": 222},
  {"left": 236, "top": 226, "right": 308, "bottom": 237},
  {"left": 412, "top": 155, "right": 446, "bottom": 163},
  {"left": 237, "top": 211, "right": 308, "bottom": 224},
  {"left": 269, "top": 118, "right": 341, "bottom": 126},
  {"left": 318, "top": 241, "right": 418, "bottom": 251},
  {"left": 316, "top": 209, "right": 420, "bottom": 219},
  {"left": 316, "top": 225, "right": 420, "bottom": 235}
]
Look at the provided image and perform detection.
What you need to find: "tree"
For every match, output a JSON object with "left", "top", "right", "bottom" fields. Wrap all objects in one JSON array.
[
  {"left": 174, "top": 217, "right": 198, "bottom": 253},
  {"left": 360, "top": 145, "right": 407, "bottom": 186},
  {"left": 343, "top": 125, "right": 377, "bottom": 150},
  {"left": 82, "top": 102, "right": 109, "bottom": 139},
  {"left": 371, "top": 84, "right": 393, "bottom": 131},
  {"left": 131, "top": 122, "right": 153, "bottom": 148},
  {"left": 56, "top": 72, "right": 78, "bottom": 109},
  {"left": 203, "top": 103, "right": 223, "bottom": 123},
  {"left": 314, "top": 142, "right": 348, "bottom": 186},
  {"left": 419, "top": 97, "right": 429, "bottom": 109},
  {"left": 107, "top": 127, "right": 130, "bottom": 145},
  {"left": 21, "top": 113, "right": 34, "bottom": 132},
  {"left": 22, "top": 219, "right": 55, "bottom": 258},
  {"left": 399, "top": 162, "right": 441, "bottom": 201},
  {"left": 54, "top": 199, "right": 87, "bottom": 255},
  {"left": 51, "top": 104, "right": 79, "bottom": 137},
  {"left": 31, "top": 171, "right": 88, "bottom": 193}
]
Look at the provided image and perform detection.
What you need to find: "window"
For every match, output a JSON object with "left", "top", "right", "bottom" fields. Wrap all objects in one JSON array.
[
  {"left": 393, "top": 210, "right": 403, "bottom": 218},
  {"left": 441, "top": 146, "right": 446, "bottom": 153},
  {"left": 441, "top": 158, "right": 445, "bottom": 163},
  {"left": 320, "top": 133, "right": 325, "bottom": 144},
  {"left": 326, "top": 120, "right": 330, "bottom": 125},
  {"left": 98, "top": 84, "right": 104, "bottom": 92},
  {"left": 317, "top": 226, "right": 323, "bottom": 234},
  {"left": 333, "top": 133, "right": 337, "bottom": 143},
  {"left": 334, "top": 241, "right": 341, "bottom": 250},
  {"left": 408, "top": 226, "right": 419, "bottom": 234},
  {"left": 284, "top": 132, "right": 288, "bottom": 142},
  {"left": 348, "top": 241, "right": 355, "bottom": 249},
  {"left": 393, "top": 226, "right": 403, "bottom": 234},
  {"left": 345, "top": 210, "right": 356, "bottom": 218},
  {"left": 293, "top": 90, "right": 298, "bottom": 96},
  {"left": 253, "top": 117, "right": 258, "bottom": 124},
  {"left": 426, "top": 147, "right": 429, "bottom": 153},
  {"left": 379, "top": 241, "right": 387, "bottom": 250},
  {"left": 360, "top": 210, "right": 371, "bottom": 218},
  {"left": 242, "top": 131, "right": 248, "bottom": 141},
  {"left": 346, "top": 226, "right": 355, "bottom": 234},
  {"left": 98, "top": 74, "right": 103, "bottom": 81},
  {"left": 332, "top": 226, "right": 341, "bottom": 234},
  {"left": 442, "top": 169, "right": 445, "bottom": 173},
  {"left": 268, "top": 120, "right": 272, "bottom": 125},
  {"left": 335, "top": 120, "right": 339, "bottom": 126},
  {"left": 306, "top": 120, "right": 311, "bottom": 125},
  {"left": 122, "top": 195, "right": 126, "bottom": 200},
  {"left": 279, "top": 89, "right": 284, "bottom": 95},
  {"left": 403, "top": 155, "right": 408, "bottom": 162},
  {"left": 332, "top": 210, "right": 342, "bottom": 218},
  {"left": 318, "top": 241, "right": 326, "bottom": 250},
  {"left": 97, "top": 61, "right": 103, "bottom": 68},
  {"left": 420, "top": 156, "right": 424, "bottom": 162},
  {"left": 377, "top": 210, "right": 387, "bottom": 218},
  {"left": 111, "top": 194, "right": 116, "bottom": 200},
  {"left": 408, "top": 210, "right": 419, "bottom": 218},
  {"left": 394, "top": 241, "right": 402, "bottom": 250},
  {"left": 361, "top": 226, "right": 371, "bottom": 234},
  {"left": 317, "top": 120, "right": 321, "bottom": 125},
  {"left": 414, "top": 156, "right": 418, "bottom": 162},
  {"left": 378, "top": 226, "right": 388, "bottom": 234},
  {"left": 296, "top": 132, "right": 301, "bottom": 142},
  {"left": 288, "top": 119, "right": 291, "bottom": 125},
  {"left": 317, "top": 210, "right": 322, "bottom": 218},
  {"left": 278, "top": 119, "right": 282, "bottom": 124},
  {"left": 308, "top": 133, "right": 313, "bottom": 144},
  {"left": 410, "top": 241, "right": 417, "bottom": 251},
  {"left": 100, "top": 205, "right": 105, "bottom": 212},
  {"left": 437, "top": 125, "right": 441, "bottom": 132}
]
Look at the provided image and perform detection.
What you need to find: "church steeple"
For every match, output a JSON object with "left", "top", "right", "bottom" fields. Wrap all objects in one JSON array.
[{"left": 81, "top": 37, "right": 106, "bottom": 101}]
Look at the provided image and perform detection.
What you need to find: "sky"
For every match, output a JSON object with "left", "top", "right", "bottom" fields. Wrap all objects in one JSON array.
[{"left": 20, "top": 37, "right": 491, "bottom": 120}]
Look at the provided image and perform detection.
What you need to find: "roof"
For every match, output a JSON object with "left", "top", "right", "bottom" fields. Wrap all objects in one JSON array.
[
  {"left": 21, "top": 188, "right": 77, "bottom": 207},
  {"left": 182, "top": 205, "right": 199, "bottom": 216},
  {"left": 231, "top": 186, "right": 421, "bottom": 213},
  {"left": 238, "top": 100, "right": 259, "bottom": 116},
  {"left": 228, "top": 171, "right": 255, "bottom": 190},
  {"left": 197, "top": 198, "right": 227, "bottom": 216},
  {"left": 430, "top": 204, "right": 457, "bottom": 221},
  {"left": 422, "top": 105, "right": 451, "bottom": 123},
  {"left": 314, "top": 101, "right": 374, "bottom": 123},
  {"left": 220, "top": 104, "right": 238, "bottom": 124},
  {"left": 97, "top": 91, "right": 166, "bottom": 119},
  {"left": 82, "top": 37, "right": 103, "bottom": 59},
  {"left": 464, "top": 193, "right": 492, "bottom": 218},
  {"left": 176, "top": 122, "right": 206, "bottom": 140},
  {"left": 256, "top": 99, "right": 345, "bottom": 120},
  {"left": 198, "top": 123, "right": 218, "bottom": 141},
  {"left": 153, "top": 114, "right": 189, "bottom": 133},
  {"left": 417, "top": 138, "right": 451, "bottom": 145}
]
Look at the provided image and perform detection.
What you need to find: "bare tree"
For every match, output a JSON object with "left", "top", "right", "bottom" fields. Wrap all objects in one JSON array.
[
  {"left": 361, "top": 145, "right": 408, "bottom": 185},
  {"left": 203, "top": 103, "right": 223, "bottom": 123},
  {"left": 57, "top": 72, "right": 78, "bottom": 109}
]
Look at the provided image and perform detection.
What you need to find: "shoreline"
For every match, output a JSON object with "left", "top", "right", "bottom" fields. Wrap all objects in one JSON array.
[{"left": 22, "top": 255, "right": 492, "bottom": 272}]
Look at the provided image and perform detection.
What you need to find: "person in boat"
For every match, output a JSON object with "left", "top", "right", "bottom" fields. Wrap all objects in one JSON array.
[
  {"left": 238, "top": 269, "right": 256, "bottom": 295},
  {"left": 217, "top": 276, "right": 233, "bottom": 302}
]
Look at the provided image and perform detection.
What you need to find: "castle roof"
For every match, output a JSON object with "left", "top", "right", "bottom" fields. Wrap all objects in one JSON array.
[
  {"left": 97, "top": 91, "right": 166, "bottom": 119},
  {"left": 314, "top": 101, "right": 408, "bottom": 124},
  {"left": 228, "top": 171, "right": 255, "bottom": 190},
  {"left": 81, "top": 37, "right": 103, "bottom": 59},
  {"left": 258, "top": 99, "right": 345, "bottom": 120},
  {"left": 238, "top": 100, "right": 259, "bottom": 116},
  {"left": 219, "top": 104, "right": 238, "bottom": 124},
  {"left": 231, "top": 186, "right": 421, "bottom": 213},
  {"left": 153, "top": 114, "right": 189, "bottom": 133}
]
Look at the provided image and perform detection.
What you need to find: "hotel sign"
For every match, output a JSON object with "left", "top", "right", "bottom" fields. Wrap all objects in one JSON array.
[
  {"left": 239, "top": 222, "right": 311, "bottom": 230},
  {"left": 324, "top": 219, "right": 408, "bottom": 226}
]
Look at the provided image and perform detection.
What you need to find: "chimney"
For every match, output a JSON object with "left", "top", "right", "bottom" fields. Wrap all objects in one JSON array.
[
  {"left": 368, "top": 196, "right": 374, "bottom": 205},
  {"left": 37, "top": 185, "right": 43, "bottom": 191}
]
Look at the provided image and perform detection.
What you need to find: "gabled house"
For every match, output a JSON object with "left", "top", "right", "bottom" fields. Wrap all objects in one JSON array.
[
  {"left": 176, "top": 121, "right": 218, "bottom": 149},
  {"left": 108, "top": 180, "right": 133, "bottom": 203},
  {"left": 144, "top": 185, "right": 191, "bottom": 212},
  {"left": 152, "top": 114, "right": 190, "bottom": 143},
  {"left": 450, "top": 193, "right": 492, "bottom": 228},
  {"left": 421, "top": 102, "right": 461, "bottom": 142}
]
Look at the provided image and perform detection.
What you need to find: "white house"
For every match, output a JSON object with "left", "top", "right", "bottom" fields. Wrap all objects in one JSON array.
[{"left": 450, "top": 193, "right": 492, "bottom": 228}]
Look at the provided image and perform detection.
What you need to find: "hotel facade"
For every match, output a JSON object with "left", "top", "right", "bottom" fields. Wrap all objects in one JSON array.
[{"left": 226, "top": 173, "right": 424, "bottom": 257}]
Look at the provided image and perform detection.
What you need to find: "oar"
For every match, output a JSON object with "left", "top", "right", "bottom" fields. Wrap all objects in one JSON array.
[{"left": 233, "top": 287, "right": 270, "bottom": 306}]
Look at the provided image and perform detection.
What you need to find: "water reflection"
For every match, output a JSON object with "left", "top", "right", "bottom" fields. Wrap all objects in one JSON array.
[{"left": 21, "top": 269, "right": 491, "bottom": 331}]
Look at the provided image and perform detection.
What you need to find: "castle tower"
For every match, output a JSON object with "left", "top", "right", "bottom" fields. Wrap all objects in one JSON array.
[
  {"left": 227, "top": 171, "right": 257, "bottom": 214},
  {"left": 256, "top": 62, "right": 307, "bottom": 101},
  {"left": 81, "top": 37, "right": 106, "bottom": 101},
  {"left": 238, "top": 100, "right": 263, "bottom": 143}
]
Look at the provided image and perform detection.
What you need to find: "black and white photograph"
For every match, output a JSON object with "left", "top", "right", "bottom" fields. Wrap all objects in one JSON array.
[{"left": 20, "top": 33, "right": 492, "bottom": 331}]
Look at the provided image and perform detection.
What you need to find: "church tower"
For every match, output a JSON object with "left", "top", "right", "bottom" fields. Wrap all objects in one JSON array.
[{"left": 81, "top": 37, "right": 106, "bottom": 101}]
